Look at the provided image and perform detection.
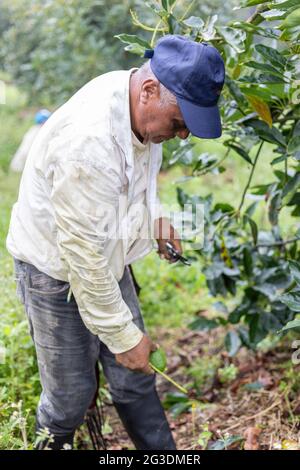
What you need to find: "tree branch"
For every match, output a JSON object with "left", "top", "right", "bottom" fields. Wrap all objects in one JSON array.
[
  {"left": 238, "top": 141, "right": 264, "bottom": 213},
  {"left": 257, "top": 237, "right": 300, "bottom": 248}
]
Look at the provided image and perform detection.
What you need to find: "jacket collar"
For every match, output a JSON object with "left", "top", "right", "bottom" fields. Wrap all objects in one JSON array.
[
  {"left": 110, "top": 68, "right": 161, "bottom": 205},
  {"left": 110, "top": 68, "right": 137, "bottom": 173}
]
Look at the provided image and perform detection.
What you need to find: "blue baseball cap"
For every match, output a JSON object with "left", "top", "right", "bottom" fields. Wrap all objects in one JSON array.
[{"left": 144, "top": 35, "right": 225, "bottom": 139}]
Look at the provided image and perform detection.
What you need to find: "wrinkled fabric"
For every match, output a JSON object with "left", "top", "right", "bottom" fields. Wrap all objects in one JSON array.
[{"left": 7, "top": 69, "right": 163, "bottom": 353}]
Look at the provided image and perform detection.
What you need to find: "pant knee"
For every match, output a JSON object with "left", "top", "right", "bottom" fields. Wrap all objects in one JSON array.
[{"left": 37, "top": 378, "right": 97, "bottom": 435}]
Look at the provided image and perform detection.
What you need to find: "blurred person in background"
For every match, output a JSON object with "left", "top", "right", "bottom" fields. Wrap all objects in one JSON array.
[{"left": 10, "top": 109, "right": 51, "bottom": 172}]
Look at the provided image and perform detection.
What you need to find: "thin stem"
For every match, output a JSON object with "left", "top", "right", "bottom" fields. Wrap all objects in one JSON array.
[
  {"left": 284, "top": 156, "right": 288, "bottom": 184},
  {"left": 151, "top": 19, "right": 163, "bottom": 47},
  {"left": 130, "top": 10, "right": 165, "bottom": 32},
  {"left": 238, "top": 141, "right": 264, "bottom": 213},
  {"left": 149, "top": 363, "right": 188, "bottom": 394},
  {"left": 257, "top": 237, "right": 300, "bottom": 248},
  {"left": 170, "top": 0, "right": 180, "bottom": 14},
  {"left": 179, "top": 0, "right": 196, "bottom": 22},
  {"left": 246, "top": 5, "right": 270, "bottom": 25}
]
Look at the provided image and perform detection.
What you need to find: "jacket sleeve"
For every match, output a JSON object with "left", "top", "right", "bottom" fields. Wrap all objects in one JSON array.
[{"left": 48, "top": 136, "right": 144, "bottom": 354}]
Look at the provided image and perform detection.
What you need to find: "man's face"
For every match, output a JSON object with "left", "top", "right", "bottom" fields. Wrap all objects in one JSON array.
[
  {"left": 143, "top": 102, "right": 190, "bottom": 144},
  {"left": 137, "top": 78, "right": 190, "bottom": 144}
]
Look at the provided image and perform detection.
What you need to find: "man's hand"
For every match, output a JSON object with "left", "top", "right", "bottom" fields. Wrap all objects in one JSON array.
[
  {"left": 154, "top": 217, "right": 182, "bottom": 263},
  {"left": 115, "top": 334, "right": 158, "bottom": 375}
]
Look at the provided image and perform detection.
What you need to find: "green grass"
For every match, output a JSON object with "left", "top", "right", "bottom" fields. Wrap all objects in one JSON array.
[
  {"left": 0, "top": 173, "right": 41, "bottom": 449},
  {"left": 0, "top": 81, "right": 41, "bottom": 448}
]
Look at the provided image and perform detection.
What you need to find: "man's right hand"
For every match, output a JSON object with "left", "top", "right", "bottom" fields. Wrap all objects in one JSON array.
[{"left": 115, "top": 334, "right": 158, "bottom": 375}]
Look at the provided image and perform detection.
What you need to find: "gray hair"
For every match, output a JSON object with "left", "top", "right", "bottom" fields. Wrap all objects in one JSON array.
[{"left": 137, "top": 60, "right": 177, "bottom": 108}]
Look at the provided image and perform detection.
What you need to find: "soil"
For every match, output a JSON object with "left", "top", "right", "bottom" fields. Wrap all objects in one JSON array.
[{"left": 76, "top": 327, "right": 300, "bottom": 451}]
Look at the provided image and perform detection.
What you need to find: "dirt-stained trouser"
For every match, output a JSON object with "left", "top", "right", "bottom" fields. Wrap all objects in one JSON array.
[{"left": 14, "top": 258, "right": 176, "bottom": 450}]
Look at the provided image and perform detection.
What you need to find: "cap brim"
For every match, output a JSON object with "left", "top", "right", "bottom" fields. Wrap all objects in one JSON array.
[{"left": 176, "top": 96, "right": 222, "bottom": 139}]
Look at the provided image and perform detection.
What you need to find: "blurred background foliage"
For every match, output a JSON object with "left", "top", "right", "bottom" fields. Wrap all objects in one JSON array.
[
  {"left": 114, "top": 0, "right": 300, "bottom": 352},
  {"left": 0, "top": 0, "right": 240, "bottom": 106}
]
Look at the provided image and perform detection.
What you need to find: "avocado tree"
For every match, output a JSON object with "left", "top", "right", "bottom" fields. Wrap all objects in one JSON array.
[
  {"left": 0, "top": 0, "right": 144, "bottom": 106},
  {"left": 117, "top": 0, "right": 300, "bottom": 354}
]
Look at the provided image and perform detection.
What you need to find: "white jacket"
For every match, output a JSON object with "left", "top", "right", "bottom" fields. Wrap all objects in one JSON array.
[{"left": 7, "top": 69, "right": 163, "bottom": 354}]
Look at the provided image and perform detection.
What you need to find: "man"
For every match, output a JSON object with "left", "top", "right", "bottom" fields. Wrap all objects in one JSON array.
[
  {"left": 10, "top": 109, "right": 51, "bottom": 172},
  {"left": 7, "top": 35, "right": 224, "bottom": 450}
]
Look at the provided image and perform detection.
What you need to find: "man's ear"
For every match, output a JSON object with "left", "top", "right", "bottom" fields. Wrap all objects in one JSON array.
[{"left": 140, "top": 78, "right": 160, "bottom": 105}]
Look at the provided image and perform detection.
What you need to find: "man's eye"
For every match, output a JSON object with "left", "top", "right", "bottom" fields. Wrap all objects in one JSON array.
[{"left": 173, "top": 122, "right": 182, "bottom": 131}]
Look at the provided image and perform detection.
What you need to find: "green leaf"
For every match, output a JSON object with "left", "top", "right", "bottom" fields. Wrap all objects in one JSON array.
[
  {"left": 241, "top": 84, "right": 286, "bottom": 102},
  {"left": 255, "top": 44, "right": 287, "bottom": 70},
  {"left": 183, "top": 16, "right": 204, "bottom": 30},
  {"left": 245, "top": 61, "right": 284, "bottom": 79},
  {"left": 279, "top": 319, "right": 300, "bottom": 332},
  {"left": 209, "top": 435, "right": 244, "bottom": 450},
  {"left": 225, "top": 331, "right": 242, "bottom": 356},
  {"left": 218, "top": 26, "right": 246, "bottom": 53},
  {"left": 214, "top": 203, "right": 235, "bottom": 213},
  {"left": 288, "top": 192, "right": 300, "bottom": 206},
  {"left": 246, "top": 119, "right": 286, "bottom": 147},
  {"left": 167, "top": 13, "right": 181, "bottom": 34},
  {"left": 162, "top": 0, "right": 169, "bottom": 10},
  {"left": 188, "top": 316, "right": 219, "bottom": 331},
  {"left": 279, "top": 292, "right": 300, "bottom": 311},
  {"left": 289, "top": 260, "right": 300, "bottom": 285},
  {"left": 280, "top": 8, "right": 300, "bottom": 40},
  {"left": 232, "top": 21, "right": 280, "bottom": 40},
  {"left": 169, "top": 401, "right": 191, "bottom": 418},
  {"left": 270, "top": 0, "right": 300, "bottom": 10},
  {"left": 261, "top": 9, "right": 287, "bottom": 20},
  {"left": 161, "top": 0, "right": 177, "bottom": 10},
  {"left": 245, "top": 215, "right": 258, "bottom": 245},
  {"left": 226, "top": 76, "right": 247, "bottom": 106},
  {"left": 229, "top": 304, "right": 247, "bottom": 324},
  {"left": 224, "top": 141, "right": 252, "bottom": 164},
  {"left": 243, "top": 246, "right": 253, "bottom": 277},
  {"left": 282, "top": 173, "right": 300, "bottom": 205},
  {"left": 245, "top": 201, "right": 258, "bottom": 218},
  {"left": 268, "top": 191, "right": 282, "bottom": 225},
  {"left": 243, "top": 381, "right": 265, "bottom": 391},
  {"left": 271, "top": 155, "right": 287, "bottom": 165},
  {"left": 236, "top": 0, "right": 270, "bottom": 7},
  {"left": 281, "top": 7, "right": 300, "bottom": 28},
  {"left": 114, "top": 34, "right": 151, "bottom": 49},
  {"left": 124, "top": 43, "right": 146, "bottom": 56},
  {"left": 250, "top": 183, "right": 271, "bottom": 195},
  {"left": 202, "top": 15, "right": 218, "bottom": 41},
  {"left": 288, "top": 136, "right": 300, "bottom": 155}
]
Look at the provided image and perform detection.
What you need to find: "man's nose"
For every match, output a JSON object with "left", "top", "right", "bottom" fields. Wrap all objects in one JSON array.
[{"left": 176, "top": 128, "right": 190, "bottom": 140}]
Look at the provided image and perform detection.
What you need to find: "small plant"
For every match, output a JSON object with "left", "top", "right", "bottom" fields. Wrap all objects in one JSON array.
[
  {"left": 187, "top": 356, "right": 221, "bottom": 393},
  {"left": 149, "top": 347, "right": 188, "bottom": 394},
  {"left": 217, "top": 364, "right": 238, "bottom": 384},
  {"left": 197, "top": 423, "right": 213, "bottom": 450}
]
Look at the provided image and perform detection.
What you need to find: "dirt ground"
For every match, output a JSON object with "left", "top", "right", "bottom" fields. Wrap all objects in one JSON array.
[{"left": 76, "top": 327, "right": 300, "bottom": 451}]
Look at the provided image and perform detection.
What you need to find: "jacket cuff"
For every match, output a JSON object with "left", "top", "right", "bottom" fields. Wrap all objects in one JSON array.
[{"left": 99, "top": 321, "right": 144, "bottom": 354}]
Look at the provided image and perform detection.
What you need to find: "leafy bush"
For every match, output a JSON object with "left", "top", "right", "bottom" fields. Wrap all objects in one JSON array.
[{"left": 117, "top": 0, "right": 300, "bottom": 353}]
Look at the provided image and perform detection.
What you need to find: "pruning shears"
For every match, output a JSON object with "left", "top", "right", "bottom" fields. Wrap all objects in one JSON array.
[{"left": 165, "top": 241, "right": 191, "bottom": 266}]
